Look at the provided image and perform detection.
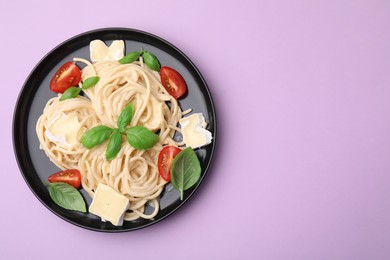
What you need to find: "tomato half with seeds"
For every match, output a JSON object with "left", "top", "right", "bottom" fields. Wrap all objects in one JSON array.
[
  {"left": 160, "top": 66, "right": 187, "bottom": 99},
  {"left": 158, "top": 146, "right": 182, "bottom": 181},
  {"left": 50, "top": 62, "right": 82, "bottom": 93},
  {"left": 48, "top": 169, "right": 82, "bottom": 189}
]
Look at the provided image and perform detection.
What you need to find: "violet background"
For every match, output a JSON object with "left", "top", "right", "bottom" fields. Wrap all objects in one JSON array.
[{"left": 2, "top": 0, "right": 390, "bottom": 259}]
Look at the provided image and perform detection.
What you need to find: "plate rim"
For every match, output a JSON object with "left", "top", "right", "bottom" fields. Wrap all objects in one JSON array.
[{"left": 13, "top": 27, "right": 217, "bottom": 232}]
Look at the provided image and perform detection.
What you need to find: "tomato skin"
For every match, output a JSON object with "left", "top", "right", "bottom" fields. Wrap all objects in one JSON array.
[
  {"left": 160, "top": 66, "right": 187, "bottom": 99},
  {"left": 48, "top": 169, "right": 81, "bottom": 189},
  {"left": 50, "top": 62, "right": 82, "bottom": 93},
  {"left": 158, "top": 146, "right": 182, "bottom": 181}
]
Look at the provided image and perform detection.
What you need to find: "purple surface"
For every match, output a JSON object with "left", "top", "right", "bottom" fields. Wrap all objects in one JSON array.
[{"left": 2, "top": 0, "right": 390, "bottom": 259}]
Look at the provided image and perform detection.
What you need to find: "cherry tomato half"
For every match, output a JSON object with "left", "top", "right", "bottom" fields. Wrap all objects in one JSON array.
[
  {"left": 50, "top": 62, "right": 82, "bottom": 93},
  {"left": 160, "top": 66, "right": 187, "bottom": 99},
  {"left": 157, "top": 146, "right": 182, "bottom": 181},
  {"left": 48, "top": 169, "right": 81, "bottom": 189}
]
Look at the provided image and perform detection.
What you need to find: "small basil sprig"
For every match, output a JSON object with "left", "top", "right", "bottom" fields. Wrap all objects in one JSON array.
[
  {"left": 142, "top": 51, "right": 160, "bottom": 71},
  {"left": 81, "top": 126, "right": 113, "bottom": 149},
  {"left": 82, "top": 76, "right": 100, "bottom": 89},
  {"left": 117, "top": 103, "right": 134, "bottom": 132},
  {"left": 118, "top": 48, "right": 160, "bottom": 71},
  {"left": 125, "top": 126, "right": 159, "bottom": 150},
  {"left": 170, "top": 147, "right": 201, "bottom": 200},
  {"left": 48, "top": 182, "right": 86, "bottom": 212},
  {"left": 80, "top": 103, "right": 158, "bottom": 160},
  {"left": 106, "top": 131, "right": 122, "bottom": 160},
  {"left": 60, "top": 76, "right": 100, "bottom": 101},
  {"left": 118, "top": 51, "right": 141, "bottom": 64},
  {"left": 59, "top": 87, "right": 81, "bottom": 101}
]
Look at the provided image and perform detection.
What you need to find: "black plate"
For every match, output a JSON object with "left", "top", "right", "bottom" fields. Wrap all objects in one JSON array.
[{"left": 13, "top": 28, "right": 216, "bottom": 232}]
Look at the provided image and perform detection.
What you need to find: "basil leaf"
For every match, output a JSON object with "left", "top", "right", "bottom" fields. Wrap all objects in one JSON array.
[
  {"left": 81, "top": 126, "right": 113, "bottom": 149},
  {"left": 59, "top": 87, "right": 81, "bottom": 101},
  {"left": 82, "top": 76, "right": 100, "bottom": 89},
  {"left": 170, "top": 147, "right": 201, "bottom": 200},
  {"left": 48, "top": 182, "right": 86, "bottom": 212},
  {"left": 106, "top": 131, "right": 122, "bottom": 160},
  {"left": 117, "top": 103, "right": 134, "bottom": 132},
  {"left": 143, "top": 51, "right": 160, "bottom": 71},
  {"left": 118, "top": 51, "right": 141, "bottom": 64},
  {"left": 125, "top": 126, "right": 158, "bottom": 150}
]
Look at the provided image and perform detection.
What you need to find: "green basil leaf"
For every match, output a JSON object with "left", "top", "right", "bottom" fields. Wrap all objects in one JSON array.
[
  {"left": 106, "top": 131, "right": 122, "bottom": 160},
  {"left": 118, "top": 51, "right": 141, "bottom": 64},
  {"left": 170, "top": 147, "right": 201, "bottom": 200},
  {"left": 117, "top": 103, "right": 134, "bottom": 132},
  {"left": 48, "top": 182, "right": 86, "bottom": 212},
  {"left": 81, "top": 126, "right": 113, "bottom": 149},
  {"left": 82, "top": 76, "right": 100, "bottom": 89},
  {"left": 125, "top": 126, "right": 158, "bottom": 150},
  {"left": 143, "top": 51, "right": 160, "bottom": 71},
  {"left": 59, "top": 87, "right": 81, "bottom": 101}
]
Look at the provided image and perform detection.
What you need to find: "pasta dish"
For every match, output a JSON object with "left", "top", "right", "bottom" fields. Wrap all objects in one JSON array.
[{"left": 36, "top": 39, "right": 212, "bottom": 225}]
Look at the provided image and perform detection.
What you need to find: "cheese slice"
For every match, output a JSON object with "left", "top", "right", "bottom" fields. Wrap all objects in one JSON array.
[
  {"left": 90, "top": 40, "right": 125, "bottom": 62},
  {"left": 179, "top": 113, "right": 212, "bottom": 149},
  {"left": 45, "top": 113, "right": 82, "bottom": 146},
  {"left": 89, "top": 183, "right": 130, "bottom": 226}
]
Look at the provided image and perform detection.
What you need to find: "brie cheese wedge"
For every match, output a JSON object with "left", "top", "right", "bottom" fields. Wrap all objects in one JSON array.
[
  {"left": 45, "top": 113, "right": 82, "bottom": 146},
  {"left": 89, "top": 40, "right": 125, "bottom": 62},
  {"left": 179, "top": 113, "right": 212, "bottom": 149},
  {"left": 89, "top": 183, "right": 130, "bottom": 226}
]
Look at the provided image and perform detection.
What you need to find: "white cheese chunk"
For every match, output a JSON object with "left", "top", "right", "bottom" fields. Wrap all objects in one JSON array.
[
  {"left": 89, "top": 183, "right": 130, "bottom": 226},
  {"left": 89, "top": 40, "right": 125, "bottom": 62},
  {"left": 179, "top": 113, "right": 213, "bottom": 149},
  {"left": 45, "top": 113, "right": 82, "bottom": 146}
]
